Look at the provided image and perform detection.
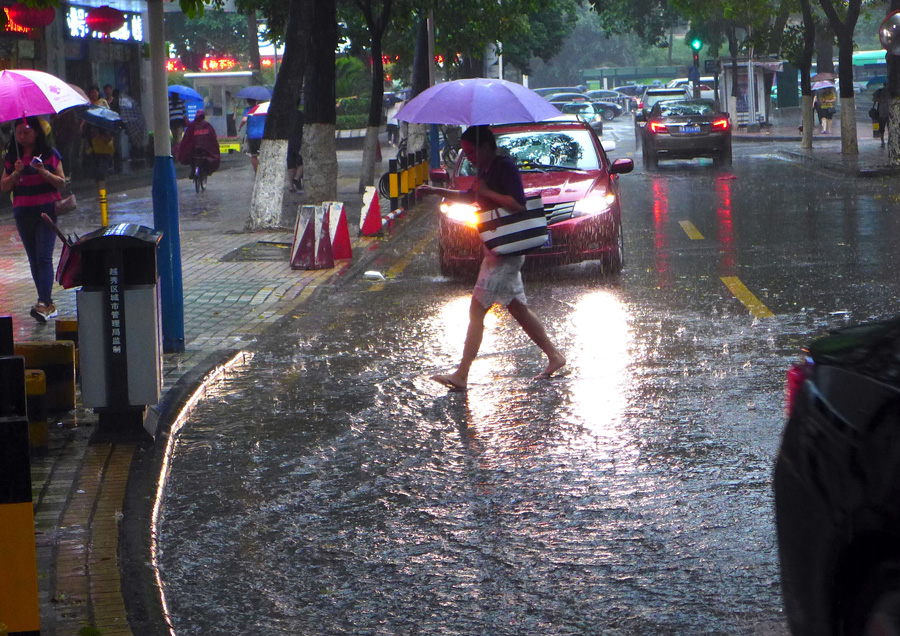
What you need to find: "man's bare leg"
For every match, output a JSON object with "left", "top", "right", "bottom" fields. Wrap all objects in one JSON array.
[
  {"left": 507, "top": 299, "right": 566, "bottom": 377},
  {"left": 431, "top": 298, "right": 490, "bottom": 391}
]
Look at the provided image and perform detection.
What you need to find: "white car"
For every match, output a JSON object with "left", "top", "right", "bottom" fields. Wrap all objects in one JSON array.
[{"left": 668, "top": 77, "right": 716, "bottom": 100}]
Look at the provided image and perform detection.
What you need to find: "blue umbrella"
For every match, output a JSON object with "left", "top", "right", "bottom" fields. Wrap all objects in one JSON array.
[
  {"left": 168, "top": 84, "right": 202, "bottom": 100},
  {"left": 867, "top": 76, "right": 887, "bottom": 87},
  {"left": 77, "top": 106, "right": 122, "bottom": 131},
  {"left": 236, "top": 85, "right": 272, "bottom": 100}
]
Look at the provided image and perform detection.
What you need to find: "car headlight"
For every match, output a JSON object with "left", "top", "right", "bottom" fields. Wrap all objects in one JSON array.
[
  {"left": 440, "top": 200, "right": 480, "bottom": 226},
  {"left": 572, "top": 191, "right": 616, "bottom": 217}
]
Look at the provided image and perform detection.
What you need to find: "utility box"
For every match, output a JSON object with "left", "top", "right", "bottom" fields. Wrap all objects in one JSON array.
[{"left": 76, "top": 224, "right": 162, "bottom": 424}]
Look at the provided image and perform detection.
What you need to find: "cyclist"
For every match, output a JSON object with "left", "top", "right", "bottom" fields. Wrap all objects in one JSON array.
[{"left": 176, "top": 110, "right": 220, "bottom": 180}]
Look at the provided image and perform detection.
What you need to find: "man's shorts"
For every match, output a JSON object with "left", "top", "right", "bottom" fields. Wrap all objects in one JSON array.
[{"left": 247, "top": 138, "right": 261, "bottom": 156}]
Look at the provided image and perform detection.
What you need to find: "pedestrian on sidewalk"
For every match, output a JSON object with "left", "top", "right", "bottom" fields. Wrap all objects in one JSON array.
[
  {"left": 814, "top": 86, "right": 837, "bottom": 134},
  {"left": 287, "top": 101, "right": 304, "bottom": 192},
  {"left": 873, "top": 87, "right": 890, "bottom": 147},
  {"left": 419, "top": 125, "right": 566, "bottom": 392},
  {"left": 237, "top": 99, "right": 264, "bottom": 173},
  {"left": 1, "top": 117, "right": 68, "bottom": 323}
]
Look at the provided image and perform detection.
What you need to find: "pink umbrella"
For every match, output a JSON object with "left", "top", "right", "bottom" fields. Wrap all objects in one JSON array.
[
  {"left": 0, "top": 69, "right": 89, "bottom": 122},
  {"left": 247, "top": 101, "right": 270, "bottom": 116},
  {"left": 396, "top": 78, "right": 561, "bottom": 126}
]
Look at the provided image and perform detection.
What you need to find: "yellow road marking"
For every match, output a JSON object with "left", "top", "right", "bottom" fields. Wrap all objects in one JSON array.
[
  {"left": 721, "top": 276, "right": 774, "bottom": 318},
  {"left": 368, "top": 233, "right": 434, "bottom": 292},
  {"left": 679, "top": 220, "right": 704, "bottom": 240}
]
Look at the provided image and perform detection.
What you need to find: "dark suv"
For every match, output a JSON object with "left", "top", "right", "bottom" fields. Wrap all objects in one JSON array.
[
  {"left": 775, "top": 317, "right": 900, "bottom": 635},
  {"left": 634, "top": 86, "right": 691, "bottom": 143}
]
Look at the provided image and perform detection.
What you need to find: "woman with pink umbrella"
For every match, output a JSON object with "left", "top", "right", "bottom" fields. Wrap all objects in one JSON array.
[
  {"left": 0, "top": 70, "right": 86, "bottom": 322},
  {"left": 1, "top": 116, "right": 69, "bottom": 322}
]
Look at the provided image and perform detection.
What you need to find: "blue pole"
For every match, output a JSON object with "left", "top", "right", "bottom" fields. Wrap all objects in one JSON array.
[
  {"left": 148, "top": 0, "right": 184, "bottom": 353},
  {"left": 429, "top": 124, "right": 440, "bottom": 168},
  {"left": 152, "top": 157, "right": 184, "bottom": 353}
]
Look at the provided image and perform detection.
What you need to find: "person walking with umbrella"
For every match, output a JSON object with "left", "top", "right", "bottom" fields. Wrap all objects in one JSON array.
[
  {"left": 420, "top": 125, "right": 565, "bottom": 391},
  {"left": 1, "top": 117, "right": 68, "bottom": 322}
]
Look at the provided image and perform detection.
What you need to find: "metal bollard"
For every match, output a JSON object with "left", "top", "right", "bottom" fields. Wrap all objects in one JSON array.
[
  {"left": 399, "top": 152, "right": 409, "bottom": 211},
  {"left": 55, "top": 317, "right": 79, "bottom": 380},
  {"left": 25, "top": 369, "right": 47, "bottom": 456},
  {"left": 0, "top": 355, "right": 41, "bottom": 635},
  {"left": 389, "top": 158, "right": 400, "bottom": 213},
  {"left": 14, "top": 341, "right": 76, "bottom": 415},
  {"left": 0, "top": 317, "right": 12, "bottom": 357}
]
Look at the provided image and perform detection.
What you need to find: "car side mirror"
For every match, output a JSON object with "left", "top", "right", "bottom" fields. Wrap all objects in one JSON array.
[
  {"left": 610, "top": 158, "right": 634, "bottom": 175},
  {"left": 429, "top": 167, "right": 449, "bottom": 185}
]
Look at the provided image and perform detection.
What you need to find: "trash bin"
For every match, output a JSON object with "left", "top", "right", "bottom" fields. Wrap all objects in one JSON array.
[{"left": 76, "top": 223, "right": 162, "bottom": 435}]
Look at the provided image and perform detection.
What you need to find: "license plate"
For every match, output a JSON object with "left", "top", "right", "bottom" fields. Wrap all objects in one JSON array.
[{"left": 682, "top": 124, "right": 701, "bottom": 134}]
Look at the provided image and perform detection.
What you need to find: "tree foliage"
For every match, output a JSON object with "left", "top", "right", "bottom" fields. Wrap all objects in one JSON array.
[{"left": 165, "top": 10, "right": 251, "bottom": 71}]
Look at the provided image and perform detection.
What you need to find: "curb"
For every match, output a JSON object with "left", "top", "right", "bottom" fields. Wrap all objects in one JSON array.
[
  {"left": 775, "top": 148, "right": 900, "bottom": 178},
  {"left": 117, "top": 200, "right": 429, "bottom": 636}
]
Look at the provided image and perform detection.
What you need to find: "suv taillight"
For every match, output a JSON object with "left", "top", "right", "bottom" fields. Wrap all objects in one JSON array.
[
  {"left": 712, "top": 118, "right": 729, "bottom": 131},
  {"left": 785, "top": 358, "right": 811, "bottom": 417},
  {"left": 648, "top": 121, "right": 667, "bottom": 134}
]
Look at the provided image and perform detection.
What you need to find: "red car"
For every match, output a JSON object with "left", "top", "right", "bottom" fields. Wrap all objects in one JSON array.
[{"left": 430, "top": 120, "right": 634, "bottom": 277}]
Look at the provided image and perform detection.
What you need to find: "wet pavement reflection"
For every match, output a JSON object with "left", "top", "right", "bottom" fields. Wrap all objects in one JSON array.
[{"left": 156, "top": 137, "right": 900, "bottom": 635}]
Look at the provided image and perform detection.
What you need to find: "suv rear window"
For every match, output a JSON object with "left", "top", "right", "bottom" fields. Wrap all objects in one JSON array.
[{"left": 658, "top": 101, "right": 715, "bottom": 116}]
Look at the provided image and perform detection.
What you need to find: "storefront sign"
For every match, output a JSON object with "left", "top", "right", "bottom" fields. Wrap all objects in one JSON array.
[{"left": 66, "top": 6, "right": 142, "bottom": 42}]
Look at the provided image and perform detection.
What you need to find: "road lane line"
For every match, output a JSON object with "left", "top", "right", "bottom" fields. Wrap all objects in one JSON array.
[
  {"left": 721, "top": 276, "right": 775, "bottom": 318},
  {"left": 368, "top": 233, "right": 434, "bottom": 292},
  {"left": 679, "top": 220, "right": 704, "bottom": 240}
]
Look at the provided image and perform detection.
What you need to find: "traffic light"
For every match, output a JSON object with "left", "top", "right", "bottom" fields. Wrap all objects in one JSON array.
[{"left": 690, "top": 38, "right": 702, "bottom": 67}]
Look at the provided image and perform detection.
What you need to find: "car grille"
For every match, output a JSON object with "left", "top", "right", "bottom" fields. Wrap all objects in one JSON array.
[{"left": 545, "top": 201, "right": 575, "bottom": 224}]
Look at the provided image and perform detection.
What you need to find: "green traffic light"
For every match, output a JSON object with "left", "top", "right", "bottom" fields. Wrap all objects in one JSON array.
[{"left": 691, "top": 38, "right": 703, "bottom": 51}]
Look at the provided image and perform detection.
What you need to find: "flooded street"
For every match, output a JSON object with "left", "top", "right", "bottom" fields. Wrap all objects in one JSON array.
[{"left": 155, "top": 130, "right": 900, "bottom": 635}]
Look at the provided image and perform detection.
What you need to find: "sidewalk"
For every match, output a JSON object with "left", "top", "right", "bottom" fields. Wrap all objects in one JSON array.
[
  {"left": 2, "top": 143, "right": 392, "bottom": 635},
  {"left": 4, "top": 122, "right": 896, "bottom": 635},
  {"left": 732, "top": 105, "right": 900, "bottom": 177}
]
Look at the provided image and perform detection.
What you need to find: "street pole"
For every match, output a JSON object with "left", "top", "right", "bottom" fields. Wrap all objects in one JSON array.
[{"left": 148, "top": 0, "right": 185, "bottom": 353}]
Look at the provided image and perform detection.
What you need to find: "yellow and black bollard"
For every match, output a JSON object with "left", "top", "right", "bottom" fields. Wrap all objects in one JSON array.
[
  {"left": 25, "top": 370, "right": 47, "bottom": 456},
  {"left": 389, "top": 158, "right": 400, "bottom": 212},
  {"left": 99, "top": 187, "right": 109, "bottom": 226},
  {"left": 14, "top": 341, "right": 76, "bottom": 415},
  {"left": 0, "top": 355, "right": 41, "bottom": 635},
  {"left": 55, "top": 317, "right": 79, "bottom": 380},
  {"left": 400, "top": 153, "right": 410, "bottom": 211}
]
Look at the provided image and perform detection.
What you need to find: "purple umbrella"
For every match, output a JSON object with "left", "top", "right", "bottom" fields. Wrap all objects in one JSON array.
[{"left": 396, "top": 78, "right": 561, "bottom": 126}]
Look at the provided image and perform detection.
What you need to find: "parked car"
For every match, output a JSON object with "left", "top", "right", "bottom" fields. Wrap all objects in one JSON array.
[
  {"left": 586, "top": 89, "right": 637, "bottom": 111},
  {"left": 775, "top": 317, "right": 900, "bottom": 636},
  {"left": 533, "top": 86, "right": 585, "bottom": 98},
  {"left": 613, "top": 84, "right": 647, "bottom": 99},
  {"left": 557, "top": 102, "right": 604, "bottom": 135},
  {"left": 429, "top": 120, "right": 634, "bottom": 276},
  {"left": 666, "top": 76, "right": 714, "bottom": 89},
  {"left": 639, "top": 99, "right": 732, "bottom": 169},
  {"left": 634, "top": 86, "right": 693, "bottom": 142},
  {"left": 546, "top": 92, "right": 591, "bottom": 104}
]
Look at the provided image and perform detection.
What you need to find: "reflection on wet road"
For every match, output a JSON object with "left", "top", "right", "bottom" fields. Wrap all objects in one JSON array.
[{"left": 157, "top": 135, "right": 900, "bottom": 635}]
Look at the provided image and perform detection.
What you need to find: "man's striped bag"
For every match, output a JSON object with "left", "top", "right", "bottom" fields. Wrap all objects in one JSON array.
[{"left": 476, "top": 196, "right": 548, "bottom": 256}]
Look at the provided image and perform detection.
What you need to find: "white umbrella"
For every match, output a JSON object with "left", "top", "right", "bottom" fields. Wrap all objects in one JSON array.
[{"left": 812, "top": 81, "right": 835, "bottom": 91}]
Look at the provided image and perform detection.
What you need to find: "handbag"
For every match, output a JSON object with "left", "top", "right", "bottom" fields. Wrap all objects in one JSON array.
[
  {"left": 869, "top": 106, "right": 880, "bottom": 120},
  {"left": 41, "top": 213, "right": 82, "bottom": 289},
  {"left": 477, "top": 195, "right": 549, "bottom": 256},
  {"left": 54, "top": 192, "right": 77, "bottom": 215}
]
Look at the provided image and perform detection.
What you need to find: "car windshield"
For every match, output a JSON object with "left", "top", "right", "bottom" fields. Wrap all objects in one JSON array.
[
  {"left": 659, "top": 101, "right": 715, "bottom": 117},
  {"left": 458, "top": 129, "right": 600, "bottom": 175}
]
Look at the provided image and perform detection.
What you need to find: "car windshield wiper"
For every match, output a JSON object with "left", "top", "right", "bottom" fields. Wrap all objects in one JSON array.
[{"left": 519, "top": 163, "right": 585, "bottom": 172}]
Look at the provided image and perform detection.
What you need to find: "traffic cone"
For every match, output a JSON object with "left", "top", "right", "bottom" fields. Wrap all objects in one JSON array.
[
  {"left": 326, "top": 201, "right": 353, "bottom": 260},
  {"left": 360, "top": 186, "right": 383, "bottom": 236},
  {"left": 291, "top": 205, "right": 333, "bottom": 270}
]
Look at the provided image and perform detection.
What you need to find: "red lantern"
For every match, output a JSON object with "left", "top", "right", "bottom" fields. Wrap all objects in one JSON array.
[
  {"left": 85, "top": 5, "right": 126, "bottom": 35},
  {"left": 6, "top": 4, "right": 55, "bottom": 30}
]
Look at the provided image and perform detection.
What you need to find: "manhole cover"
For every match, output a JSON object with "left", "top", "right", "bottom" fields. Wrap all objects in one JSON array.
[{"left": 221, "top": 241, "right": 292, "bottom": 262}]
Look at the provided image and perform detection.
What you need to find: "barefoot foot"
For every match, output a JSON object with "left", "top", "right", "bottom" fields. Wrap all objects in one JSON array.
[
  {"left": 430, "top": 374, "right": 467, "bottom": 392},
  {"left": 536, "top": 354, "right": 566, "bottom": 379}
]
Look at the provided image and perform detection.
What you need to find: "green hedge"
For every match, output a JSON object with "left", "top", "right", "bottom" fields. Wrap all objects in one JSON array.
[{"left": 336, "top": 114, "right": 370, "bottom": 130}]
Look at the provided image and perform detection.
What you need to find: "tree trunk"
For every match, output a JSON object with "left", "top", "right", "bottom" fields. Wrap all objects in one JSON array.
[
  {"left": 303, "top": 0, "right": 338, "bottom": 204},
  {"left": 247, "top": 10, "right": 263, "bottom": 85},
  {"left": 814, "top": 29, "right": 834, "bottom": 74},
  {"left": 818, "top": 0, "right": 861, "bottom": 155},
  {"left": 800, "top": 0, "right": 815, "bottom": 149},
  {"left": 247, "top": 0, "right": 305, "bottom": 230},
  {"left": 888, "top": 1, "right": 900, "bottom": 164},
  {"left": 358, "top": 1, "right": 390, "bottom": 195}
]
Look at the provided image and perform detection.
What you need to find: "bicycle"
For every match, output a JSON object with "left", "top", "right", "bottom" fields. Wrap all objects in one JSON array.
[{"left": 191, "top": 149, "right": 210, "bottom": 192}]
